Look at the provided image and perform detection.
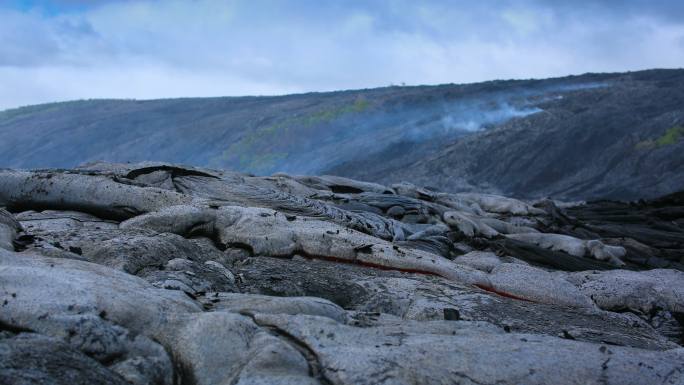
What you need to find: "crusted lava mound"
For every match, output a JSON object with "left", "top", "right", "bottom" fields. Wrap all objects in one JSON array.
[{"left": 1, "top": 162, "right": 683, "bottom": 385}]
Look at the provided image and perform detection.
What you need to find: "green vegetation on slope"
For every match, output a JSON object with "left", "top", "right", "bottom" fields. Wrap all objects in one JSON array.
[
  {"left": 218, "top": 96, "right": 370, "bottom": 173},
  {"left": 655, "top": 126, "right": 684, "bottom": 146},
  {"left": 635, "top": 126, "right": 684, "bottom": 150}
]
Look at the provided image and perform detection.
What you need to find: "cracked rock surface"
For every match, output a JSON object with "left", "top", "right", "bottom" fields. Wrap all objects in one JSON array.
[{"left": 1, "top": 162, "right": 684, "bottom": 384}]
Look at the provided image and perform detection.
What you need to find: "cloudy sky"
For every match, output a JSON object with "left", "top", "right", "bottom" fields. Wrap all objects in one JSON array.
[{"left": 1, "top": 0, "right": 683, "bottom": 110}]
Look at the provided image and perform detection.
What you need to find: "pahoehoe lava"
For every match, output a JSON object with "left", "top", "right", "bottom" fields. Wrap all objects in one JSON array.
[{"left": 1, "top": 161, "right": 683, "bottom": 384}]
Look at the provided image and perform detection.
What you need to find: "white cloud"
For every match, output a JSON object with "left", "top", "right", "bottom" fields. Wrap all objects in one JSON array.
[
  {"left": 0, "top": 64, "right": 304, "bottom": 109},
  {"left": 0, "top": 0, "right": 683, "bottom": 110}
]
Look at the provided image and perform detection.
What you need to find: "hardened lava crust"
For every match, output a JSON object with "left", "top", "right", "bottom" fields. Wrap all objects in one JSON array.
[{"left": 1, "top": 162, "right": 683, "bottom": 385}]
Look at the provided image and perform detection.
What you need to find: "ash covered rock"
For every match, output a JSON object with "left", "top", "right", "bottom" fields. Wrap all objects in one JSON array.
[
  {"left": 1, "top": 162, "right": 683, "bottom": 384},
  {"left": 0, "top": 208, "right": 21, "bottom": 251}
]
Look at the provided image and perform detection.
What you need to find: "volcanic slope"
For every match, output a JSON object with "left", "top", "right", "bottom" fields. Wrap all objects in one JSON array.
[{"left": 3, "top": 69, "right": 684, "bottom": 200}]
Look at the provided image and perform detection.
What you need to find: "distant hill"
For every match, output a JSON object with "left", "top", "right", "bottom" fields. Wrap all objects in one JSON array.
[
  {"left": 1, "top": 69, "right": 683, "bottom": 200},
  {"left": 329, "top": 69, "right": 684, "bottom": 201}
]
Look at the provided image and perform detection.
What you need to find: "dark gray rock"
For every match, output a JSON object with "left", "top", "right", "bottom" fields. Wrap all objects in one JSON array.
[
  {"left": 0, "top": 333, "right": 129, "bottom": 385},
  {"left": 0, "top": 208, "right": 20, "bottom": 251}
]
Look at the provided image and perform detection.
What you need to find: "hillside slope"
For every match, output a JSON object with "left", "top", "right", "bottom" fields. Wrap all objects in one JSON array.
[
  {"left": 1, "top": 69, "right": 683, "bottom": 200},
  {"left": 0, "top": 74, "right": 602, "bottom": 173},
  {"left": 329, "top": 69, "right": 684, "bottom": 200}
]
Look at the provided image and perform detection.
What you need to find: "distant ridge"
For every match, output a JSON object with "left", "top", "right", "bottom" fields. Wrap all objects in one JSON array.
[{"left": 1, "top": 69, "right": 683, "bottom": 200}]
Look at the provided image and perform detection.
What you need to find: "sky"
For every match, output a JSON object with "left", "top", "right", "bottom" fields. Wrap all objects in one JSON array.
[{"left": 0, "top": 0, "right": 683, "bottom": 110}]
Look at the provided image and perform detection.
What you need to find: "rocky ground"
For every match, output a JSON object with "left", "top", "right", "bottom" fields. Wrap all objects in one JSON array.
[{"left": 1, "top": 161, "right": 683, "bottom": 384}]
